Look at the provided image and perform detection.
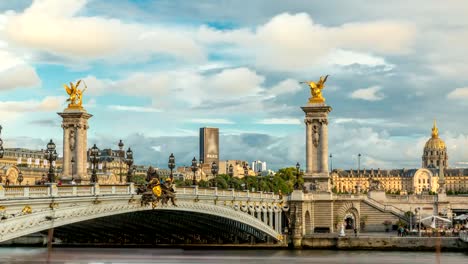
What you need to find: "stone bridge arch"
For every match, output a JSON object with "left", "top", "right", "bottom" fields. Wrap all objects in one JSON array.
[{"left": 0, "top": 197, "right": 282, "bottom": 243}]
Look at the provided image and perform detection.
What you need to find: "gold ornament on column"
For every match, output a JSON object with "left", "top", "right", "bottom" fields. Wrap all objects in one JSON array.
[
  {"left": 64, "top": 80, "right": 87, "bottom": 109},
  {"left": 300, "top": 75, "right": 329, "bottom": 104}
]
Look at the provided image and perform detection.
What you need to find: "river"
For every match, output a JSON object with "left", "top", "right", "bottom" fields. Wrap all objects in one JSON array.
[{"left": 0, "top": 248, "right": 466, "bottom": 264}]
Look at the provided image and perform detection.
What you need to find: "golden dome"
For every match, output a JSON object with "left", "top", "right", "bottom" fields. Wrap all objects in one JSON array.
[{"left": 424, "top": 119, "right": 446, "bottom": 150}]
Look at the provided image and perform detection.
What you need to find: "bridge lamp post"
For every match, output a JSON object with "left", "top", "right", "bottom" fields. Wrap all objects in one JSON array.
[
  {"left": 294, "top": 162, "right": 300, "bottom": 190},
  {"left": 191, "top": 157, "right": 198, "bottom": 186},
  {"left": 0, "top": 125, "right": 3, "bottom": 159},
  {"left": 211, "top": 161, "right": 218, "bottom": 188},
  {"left": 257, "top": 168, "right": 262, "bottom": 192},
  {"left": 125, "top": 148, "right": 134, "bottom": 183},
  {"left": 243, "top": 163, "right": 249, "bottom": 191},
  {"left": 0, "top": 125, "right": 4, "bottom": 183},
  {"left": 228, "top": 164, "right": 234, "bottom": 189},
  {"left": 329, "top": 153, "right": 333, "bottom": 172},
  {"left": 17, "top": 171, "right": 23, "bottom": 185},
  {"left": 118, "top": 139, "right": 124, "bottom": 183},
  {"left": 168, "top": 153, "right": 175, "bottom": 182},
  {"left": 90, "top": 144, "right": 100, "bottom": 184},
  {"left": 358, "top": 153, "right": 362, "bottom": 172},
  {"left": 44, "top": 139, "right": 57, "bottom": 183}
]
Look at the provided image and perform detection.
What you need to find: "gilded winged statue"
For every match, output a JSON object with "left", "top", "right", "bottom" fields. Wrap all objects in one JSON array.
[
  {"left": 64, "top": 80, "right": 87, "bottom": 108},
  {"left": 300, "top": 75, "right": 329, "bottom": 103}
]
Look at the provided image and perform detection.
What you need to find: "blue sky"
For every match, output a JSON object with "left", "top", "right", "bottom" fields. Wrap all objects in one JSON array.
[{"left": 0, "top": 0, "right": 467, "bottom": 170}]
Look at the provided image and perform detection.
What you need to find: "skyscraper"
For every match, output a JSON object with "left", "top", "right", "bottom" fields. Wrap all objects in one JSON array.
[{"left": 199, "top": 127, "right": 219, "bottom": 165}]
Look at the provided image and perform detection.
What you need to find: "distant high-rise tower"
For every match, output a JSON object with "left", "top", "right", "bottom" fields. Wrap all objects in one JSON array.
[{"left": 199, "top": 127, "right": 219, "bottom": 165}]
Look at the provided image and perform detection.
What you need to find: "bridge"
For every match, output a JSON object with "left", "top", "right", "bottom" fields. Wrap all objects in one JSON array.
[{"left": 0, "top": 183, "right": 285, "bottom": 245}]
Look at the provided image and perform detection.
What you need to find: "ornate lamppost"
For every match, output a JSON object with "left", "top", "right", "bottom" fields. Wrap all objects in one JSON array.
[
  {"left": 243, "top": 163, "right": 248, "bottom": 191},
  {"left": 44, "top": 139, "right": 57, "bottom": 183},
  {"left": 329, "top": 153, "right": 333, "bottom": 172},
  {"left": 211, "top": 161, "right": 218, "bottom": 188},
  {"left": 228, "top": 163, "right": 234, "bottom": 189},
  {"left": 0, "top": 125, "right": 4, "bottom": 183},
  {"left": 191, "top": 157, "right": 198, "bottom": 186},
  {"left": 295, "top": 162, "right": 301, "bottom": 190},
  {"left": 90, "top": 144, "right": 100, "bottom": 183},
  {"left": 358, "top": 153, "right": 362, "bottom": 172},
  {"left": 168, "top": 153, "right": 175, "bottom": 182},
  {"left": 125, "top": 148, "right": 134, "bottom": 183},
  {"left": 118, "top": 139, "right": 124, "bottom": 183},
  {"left": 17, "top": 171, "right": 23, "bottom": 185},
  {"left": 257, "top": 168, "right": 262, "bottom": 192}
]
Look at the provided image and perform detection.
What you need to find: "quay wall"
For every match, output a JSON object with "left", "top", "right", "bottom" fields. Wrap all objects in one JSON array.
[{"left": 301, "top": 236, "right": 467, "bottom": 251}]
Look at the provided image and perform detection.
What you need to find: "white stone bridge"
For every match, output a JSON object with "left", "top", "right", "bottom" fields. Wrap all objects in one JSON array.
[{"left": 0, "top": 184, "right": 285, "bottom": 245}]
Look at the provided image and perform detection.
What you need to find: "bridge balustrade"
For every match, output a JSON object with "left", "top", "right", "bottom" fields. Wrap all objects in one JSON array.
[
  {"left": 0, "top": 184, "right": 280, "bottom": 200},
  {"left": 460, "top": 231, "right": 468, "bottom": 242}
]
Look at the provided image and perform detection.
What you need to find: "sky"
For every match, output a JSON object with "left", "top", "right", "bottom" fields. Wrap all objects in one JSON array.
[{"left": 0, "top": 0, "right": 467, "bottom": 170}]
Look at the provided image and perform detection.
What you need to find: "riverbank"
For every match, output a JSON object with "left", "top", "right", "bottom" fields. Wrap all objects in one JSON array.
[
  {"left": 2, "top": 234, "right": 467, "bottom": 252},
  {"left": 301, "top": 236, "right": 468, "bottom": 252}
]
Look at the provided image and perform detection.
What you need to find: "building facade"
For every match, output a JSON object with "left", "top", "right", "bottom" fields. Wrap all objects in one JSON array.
[
  {"left": 331, "top": 122, "right": 468, "bottom": 195},
  {"left": 251, "top": 160, "right": 267, "bottom": 173}
]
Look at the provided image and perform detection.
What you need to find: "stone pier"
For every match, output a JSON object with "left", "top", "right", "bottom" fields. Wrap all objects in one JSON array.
[
  {"left": 301, "top": 104, "right": 332, "bottom": 192},
  {"left": 58, "top": 107, "right": 92, "bottom": 183}
]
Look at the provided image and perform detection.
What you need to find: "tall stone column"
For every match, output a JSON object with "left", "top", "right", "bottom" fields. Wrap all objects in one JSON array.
[
  {"left": 305, "top": 119, "right": 313, "bottom": 174},
  {"left": 301, "top": 104, "right": 332, "bottom": 192},
  {"left": 61, "top": 124, "right": 71, "bottom": 177},
  {"left": 58, "top": 108, "right": 92, "bottom": 183}
]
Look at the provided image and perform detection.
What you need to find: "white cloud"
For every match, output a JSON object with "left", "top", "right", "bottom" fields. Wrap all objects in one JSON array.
[
  {"left": 188, "top": 118, "right": 235, "bottom": 124},
  {"left": 0, "top": 96, "right": 66, "bottom": 112},
  {"left": 2, "top": 0, "right": 204, "bottom": 62},
  {"left": 256, "top": 118, "right": 301, "bottom": 125},
  {"left": 107, "top": 105, "right": 162, "bottom": 113},
  {"left": 447, "top": 87, "right": 468, "bottom": 99},
  {"left": 80, "top": 67, "right": 292, "bottom": 113},
  {"left": 198, "top": 13, "right": 415, "bottom": 71},
  {"left": 268, "top": 79, "right": 302, "bottom": 97},
  {"left": 0, "top": 50, "right": 40, "bottom": 90},
  {"left": 333, "top": 118, "right": 406, "bottom": 128},
  {"left": 350, "top": 86, "right": 385, "bottom": 101}
]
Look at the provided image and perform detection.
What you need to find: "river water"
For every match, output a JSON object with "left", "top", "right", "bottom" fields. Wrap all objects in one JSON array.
[{"left": 0, "top": 248, "right": 466, "bottom": 264}]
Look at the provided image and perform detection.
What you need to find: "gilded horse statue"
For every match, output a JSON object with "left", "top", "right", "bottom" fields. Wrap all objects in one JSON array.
[
  {"left": 64, "top": 80, "right": 87, "bottom": 108},
  {"left": 300, "top": 75, "right": 329, "bottom": 104}
]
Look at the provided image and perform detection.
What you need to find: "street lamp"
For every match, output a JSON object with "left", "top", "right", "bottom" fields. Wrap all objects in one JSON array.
[
  {"left": 118, "top": 139, "right": 124, "bottom": 183},
  {"left": 41, "top": 174, "right": 46, "bottom": 184},
  {"left": 191, "top": 157, "right": 198, "bottom": 185},
  {"left": 0, "top": 124, "right": 4, "bottom": 159},
  {"left": 90, "top": 144, "right": 100, "bottom": 183},
  {"left": 257, "top": 168, "right": 262, "bottom": 192},
  {"left": 243, "top": 163, "right": 249, "bottom": 191},
  {"left": 44, "top": 139, "right": 57, "bottom": 183},
  {"left": 17, "top": 171, "right": 23, "bottom": 185},
  {"left": 211, "top": 161, "right": 218, "bottom": 187},
  {"left": 71, "top": 157, "right": 75, "bottom": 182},
  {"left": 358, "top": 153, "right": 362, "bottom": 172},
  {"left": 125, "top": 147, "right": 134, "bottom": 183},
  {"left": 168, "top": 153, "right": 175, "bottom": 182},
  {"left": 295, "top": 162, "right": 300, "bottom": 190},
  {"left": 329, "top": 153, "right": 333, "bottom": 172},
  {"left": 0, "top": 125, "right": 4, "bottom": 183}
]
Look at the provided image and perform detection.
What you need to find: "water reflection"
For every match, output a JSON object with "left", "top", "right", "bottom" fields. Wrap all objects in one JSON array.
[{"left": 0, "top": 248, "right": 466, "bottom": 264}]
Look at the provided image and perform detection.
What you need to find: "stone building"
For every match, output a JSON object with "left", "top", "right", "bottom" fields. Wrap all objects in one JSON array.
[
  {"left": 0, "top": 148, "right": 63, "bottom": 185},
  {"left": 331, "top": 121, "right": 468, "bottom": 194}
]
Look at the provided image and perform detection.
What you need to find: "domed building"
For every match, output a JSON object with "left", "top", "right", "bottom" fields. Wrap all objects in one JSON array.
[
  {"left": 331, "top": 121, "right": 468, "bottom": 195},
  {"left": 422, "top": 120, "right": 448, "bottom": 170}
]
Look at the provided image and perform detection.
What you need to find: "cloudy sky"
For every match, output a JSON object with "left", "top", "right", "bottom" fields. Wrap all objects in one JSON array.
[{"left": 0, "top": 0, "right": 467, "bottom": 170}]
